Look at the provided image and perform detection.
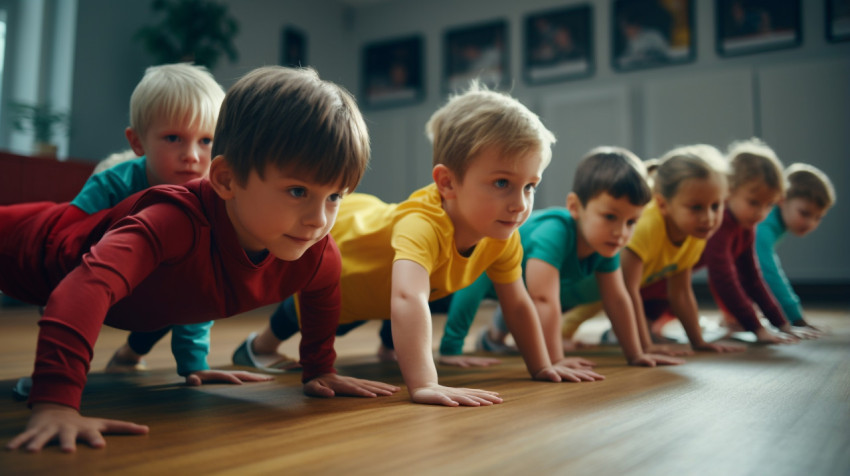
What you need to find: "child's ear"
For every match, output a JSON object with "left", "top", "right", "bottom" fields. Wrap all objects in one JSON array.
[
  {"left": 565, "top": 192, "right": 581, "bottom": 218},
  {"left": 125, "top": 128, "right": 145, "bottom": 157},
  {"left": 433, "top": 164, "right": 457, "bottom": 199},
  {"left": 208, "top": 157, "right": 237, "bottom": 199}
]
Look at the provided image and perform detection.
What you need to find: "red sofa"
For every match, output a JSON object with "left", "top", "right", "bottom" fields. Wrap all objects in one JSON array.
[{"left": 0, "top": 150, "right": 95, "bottom": 205}]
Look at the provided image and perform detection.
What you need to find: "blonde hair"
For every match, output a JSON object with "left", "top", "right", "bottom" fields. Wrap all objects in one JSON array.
[
  {"left": 425, "top": 81, "right": 555, "bottom": 181},
  {"left": 652, "top": 144, "right": 729, "bottom": 199},
  {"left": 726, "top": 138, "right": 784, "bottom": 194},
  {"left": 129, "top": 63, "right": 225, "bottom": 137},
  {"left": 785, "top": 163, "right": 835, "bottom": 209},
  {"left": 212, "top": 66, "right": 370, "bottom": 192}
]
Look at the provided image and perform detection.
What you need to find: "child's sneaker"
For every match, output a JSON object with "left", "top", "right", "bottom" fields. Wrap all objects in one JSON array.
[
  {"left": 105, "top": 349, "right": 147, "bottom": 373},
  {"left": 475, "top": 328, "right": 518, "bottom": 354},
  {"left": 232, "top": 332, "right": 300, "bottom": 373},
  {"left": 599, "top": 328, "right": 619, "bottom": 345}
]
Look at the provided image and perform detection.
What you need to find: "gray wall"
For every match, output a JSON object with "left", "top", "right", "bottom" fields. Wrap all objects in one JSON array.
[{"left": 66, "top": 0, "right": 849, "bottom": 283}]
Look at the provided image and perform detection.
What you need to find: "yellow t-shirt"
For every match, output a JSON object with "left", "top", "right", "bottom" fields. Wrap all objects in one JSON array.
[
  {"left": 626, "top": 199, "right": 706, "bottom": 286},
  {"left": 332, "top": 183, "right": 522, "bottom": 323}
]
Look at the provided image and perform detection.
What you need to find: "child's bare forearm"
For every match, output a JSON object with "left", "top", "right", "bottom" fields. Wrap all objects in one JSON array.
[{"left": 391, "top": 295, "right": 438, "bottom": 391}]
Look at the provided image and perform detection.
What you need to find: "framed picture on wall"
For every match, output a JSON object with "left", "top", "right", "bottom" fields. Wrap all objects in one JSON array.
[
  {"left": 362, "top": 35, "right": 425, "bottom": 109},
  {"left": 827, "top": 0, "right": 850, "bottom": 42},
  {"left": 716, "top": 0, "right": 802, "bottom": 56},
  {"left": 612, "top": 0, "right": 695, "bottom": 72},
  {"left": 524, "top": 5, "right": 593, "bottom": 84},
  {"left": 444, "top": 20, "right": 508, "bottom": 93},
  {"left": 281, "top": 27, "right": 307, "bottom": 67}
]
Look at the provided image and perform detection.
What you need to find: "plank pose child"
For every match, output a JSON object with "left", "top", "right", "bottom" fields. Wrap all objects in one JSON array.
[
  {"left": 563, "top": 145, "right": 744, "bottom": 354},
  {"left": 439, "top": 146, "right": 685, "bottom": 368},
  {"left": 704, "top": 139, "right": 818, "bottom": 343},
  {"left": 69, "top": 63, "right": 255, "bottom": 384},
  {"left": 2, "top": 66, "right": 398, "bottom": 452},
  {"left": 235, "top": 82, "right": 603, "bottom": 407},
  {"left": 755, "top": 163, "right": 835, "bottom": 333}
]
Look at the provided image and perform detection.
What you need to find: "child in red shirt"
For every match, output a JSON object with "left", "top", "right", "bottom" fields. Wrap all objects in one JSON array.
[{"left": 2, "top": 66, "right": 397, "bottom": 452}]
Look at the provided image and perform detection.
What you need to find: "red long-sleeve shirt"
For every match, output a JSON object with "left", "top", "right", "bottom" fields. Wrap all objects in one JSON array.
[
  {"left": 703, "top": 208, "right": 786, "bottom": 332},
  {"left": 0, "top": 179, "right": 340, "bottom": 410}
]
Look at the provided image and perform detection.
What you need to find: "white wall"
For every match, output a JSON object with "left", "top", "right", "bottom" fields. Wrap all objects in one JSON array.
[
  {"left": 69, "top": 0, "right": 352, "bottom": 160},
  {"left": 347, "top": 0, "right": 850, "bottom": 283},
  {"left": 64, "top": 0, "right": 850, "bottom": 282}
]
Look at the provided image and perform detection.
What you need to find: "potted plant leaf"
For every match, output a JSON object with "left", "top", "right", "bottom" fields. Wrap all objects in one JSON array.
[
  {"left": 9, "top": 101, "right": 70, "bottom": 158},
  {"left": 135, "top": 0, "right": 239, "bottom": 69}
]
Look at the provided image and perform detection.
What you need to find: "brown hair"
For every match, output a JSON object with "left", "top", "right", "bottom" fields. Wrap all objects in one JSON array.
[
  {"left": 726, "top": 138, "right": 784, "bottom": 194},
  {"left": 785, "top": 163, "right": 835, "bottom": 209},
  {"left": 212, "top": 66, "right": 370, "bottom": 192}
]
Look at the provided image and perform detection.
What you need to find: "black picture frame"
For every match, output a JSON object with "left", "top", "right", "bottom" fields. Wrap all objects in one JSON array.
[
  {"left": 612, "top": 0, "right": 695, "bottom": 72},
  {"left": 827, "top": 0, "right": 850, "bottom": 42},
  {"left": 281, "top": 27, "right": 307, "bottom": 67},
  {"left": 361, "top": 35, "right": 425, "bottom": 109},
  {"left": 443, "top": 20, "right": 509, "bottom": 94},
  {"left": 524, "top": 5, "right": 594, "bottom": 85},
  {"left": 716, "top": 0, "right": 802, "bottom": 56}
]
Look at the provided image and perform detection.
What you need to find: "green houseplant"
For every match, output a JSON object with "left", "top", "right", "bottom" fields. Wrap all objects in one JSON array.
[
  {"left": 135, "top": 0, "right": 239, "bottom": 69},
  {"left": 9, "top": 101, "right": 70, "bottom": 157}
]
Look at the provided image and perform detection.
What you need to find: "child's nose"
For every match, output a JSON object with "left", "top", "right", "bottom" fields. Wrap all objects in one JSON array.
[
  {"left": 304, "top": 202, "right": 328, "bottom": 228},
  {"left": 183, "top": 144, "right": 201, "bottom": 163}
]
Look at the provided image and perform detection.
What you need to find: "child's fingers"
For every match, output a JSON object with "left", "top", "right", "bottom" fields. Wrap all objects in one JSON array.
[
  {"left": 78, "top": 428, "right": 106, "bottom": 449},
  {"left": 25, "top": 430, "right": 56, "bottom": 452},
  {"left": 60, "top": 427, "right": 83, "bottom": 452},
  {"left": 235, "top": 371, "right": 274, "bottom": 382},
  {"left": 6, "top": 428, "right": 40, "bottom": 451}
]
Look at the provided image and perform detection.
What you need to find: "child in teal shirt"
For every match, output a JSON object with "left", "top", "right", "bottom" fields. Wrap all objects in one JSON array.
[
  {"left": 755, "top": 163, "right": 835, "bottom": 332},
  {"left": 440, "top": 147, "right": 685, "bottom": 368}
]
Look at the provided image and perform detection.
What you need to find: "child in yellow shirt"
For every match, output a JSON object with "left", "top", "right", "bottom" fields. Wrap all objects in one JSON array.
[{"left": 236, "top": 83, "right": 603, "bottom": 406}]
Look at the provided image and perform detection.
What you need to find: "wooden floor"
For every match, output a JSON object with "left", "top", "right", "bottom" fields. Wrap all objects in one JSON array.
[{"left": 0, "top": 301, "right": 848, "bottom": 475}]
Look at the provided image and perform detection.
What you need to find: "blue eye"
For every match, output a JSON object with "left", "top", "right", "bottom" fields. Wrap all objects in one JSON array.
[
  {"left": 494, "top": 179, "right": 509, "bottom": 189},
  {"left": 288, "top": 187, "right": 307, "bottom": 198},
  {"left": 524, "top": 183, "right": 537, "bottom": 193},
  {"left": 201, "top": 138, "right": 212, "bottom": 145},
  {"left": 165, "top": 135, "right": 179, "bottom": 143}
]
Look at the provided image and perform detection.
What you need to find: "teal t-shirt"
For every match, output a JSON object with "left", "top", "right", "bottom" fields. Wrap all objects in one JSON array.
[
  {"left": 71, "top": 156, "right": 150, "bottom": 214},
  {"left": 69, "top": 155, "right": 213, "bottom": 374},
  {"left": 755, "top": 206, "right": 804, "bottom": 323},
  {"left": 440, "top": 208, "right": 619, "bottom": 355}
]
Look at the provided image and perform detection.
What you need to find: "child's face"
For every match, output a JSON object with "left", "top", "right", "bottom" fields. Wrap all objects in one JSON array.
[
  {"left": 569, "top": 192, "right": 645, "bottom": 259},
  {"left": 444, "top": 145, "right": 544, "bottom": 250},
  {"left": 726, "top": 180, "right": 781, "bottom": 229},
  {"left": 780, "top": 197, "right": 827, "bottom": 236},
  {"left": 660, "top": 177, "right": 725, "bottom": 243},
  {"left": 128, "top": 115, "right": 214, "bottom": 186},
  {"left": 224, "top": 163, "right": 345, "bottom": 261}
]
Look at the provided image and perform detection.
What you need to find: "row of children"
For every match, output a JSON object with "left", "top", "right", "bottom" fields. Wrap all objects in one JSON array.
[{"left": 1, "top": 63, "right": 833, "bottom": 453}]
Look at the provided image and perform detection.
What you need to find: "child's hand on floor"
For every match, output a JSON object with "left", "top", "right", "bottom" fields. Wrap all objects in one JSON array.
[
  {"left": 185, "top": 369, "right": 274, "bottom": 386},
  {"left": 409, "top": 384, "right": 503, "bottom": 407},
  {"left": 536, "top": 365, "right": 605, "bottom": 382},
  {"left": 437, "top": 354, "right": 502, "bottom": 367},
  {"left": 780, "top": 323, "right": 821, "bottom": 340},
  {"left": 755, "top": 327, "right": 798, "bottom": 344},
  {"left": 554, "top": 356, "right": 596, "bottom": 369},
  {"left": 6, "top": 403, "right": 149, "bottom": 452},
  {"left": 628, "top": 353, "right": 686, "bottom": 367},
  {"left": 303, "top": 374, "right": 400, "bottom": 398},
  {"left": 646, "top": 344, "right": 693, "bottom": 357}
]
